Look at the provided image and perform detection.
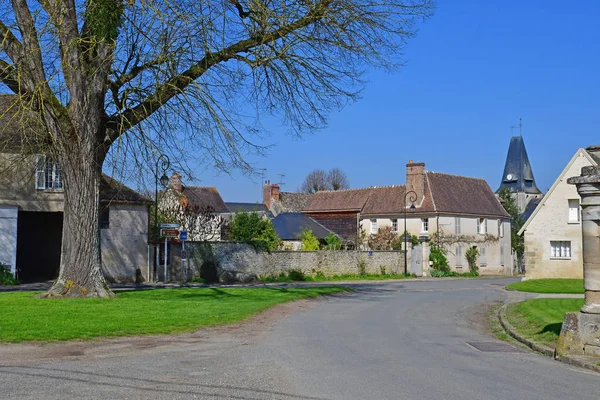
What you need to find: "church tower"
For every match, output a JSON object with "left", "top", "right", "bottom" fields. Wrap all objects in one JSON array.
[{"left": 496, "top": 135, "right": 543, "bottom": 214}]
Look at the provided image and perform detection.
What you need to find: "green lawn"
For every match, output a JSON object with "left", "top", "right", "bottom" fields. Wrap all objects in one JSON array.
[
  {"left": 0, "top": 287, "right": 347, "bottom": 342},
  {"left": 505, "top": 298, "right": 584, "bottom": 346},
  {"left": 506, "top": 279, "right": 584, "bottom": 294}
]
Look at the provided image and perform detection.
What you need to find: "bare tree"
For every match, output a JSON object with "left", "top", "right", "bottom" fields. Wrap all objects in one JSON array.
[
  {"left": 300, "top": 169, "right": 328, "bottom": 193},
  {"left": 327, "top": 168, "right": 349, "bottom": 191},
  {"left": 0, "top": 0, "right": 434, "bottom": 297}
]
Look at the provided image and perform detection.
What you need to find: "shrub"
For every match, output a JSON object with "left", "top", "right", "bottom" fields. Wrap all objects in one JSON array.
[
  {"left": 379, "top": 265, "right": 387, "bottom": 275},
  {"left": 391, "top": 232, "right": 419, "bottom": 251},
  {"left": 429, "top": 244, "right": 450, "bottom": 273},
  {"left": 312, "top": 269, "right": 326, "bottom": 279},
  {"left": 288, "top": 269, "right": 306, "bottom": 281},
  {"left": 300, "top": 229, "right": 321, "bottom": 250},
  {"left": 324, "top": 232, "right": 343, "bottom": 250},
  {"left": 368, "top": 226, "right": 396, "bottom": 250},
  {"left": 0, "top": 263, "right": 18, "bottom": 286},
  {"left": 465, "top": 246, "right": 480, "bottom": 272},
  {"left": 189, "top": 277, "right": 207, "bottom": 284},
  {"left": 357, "top": 258, "right": 367, "bottom": 275},
  {"left": 228, "top": 212, "right": 280, "bottom": 251}
]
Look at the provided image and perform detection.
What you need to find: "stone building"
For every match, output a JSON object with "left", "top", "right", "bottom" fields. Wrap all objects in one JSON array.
[
  {"left": 518, "top": 146, "right": 600, "bottom": 279},
  {"left": 301, "top": 161, "right": 512, "bottom": 275}
]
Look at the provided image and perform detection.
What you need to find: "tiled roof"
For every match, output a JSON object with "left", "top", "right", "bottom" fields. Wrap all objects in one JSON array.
[
  {"left": 273, "top": 192, "right": 314, "bottom": 214},
  {"left": 181, "top": 186, "right": 229, "bottom": 212},
  {"left": 304, "top": 173, "right": 509, "bottom": 218},
  {"left": 272, "top": 212, "right": 334, "bottom": 240},
  {"left": 426, "top": 172, "right": 510, "bottom": 218},
  {"left": 100, "top": 175, "right": 152, "bottom": 204},
  {"left": 303, "top": 188, "right": 372, "bottom": 212}
]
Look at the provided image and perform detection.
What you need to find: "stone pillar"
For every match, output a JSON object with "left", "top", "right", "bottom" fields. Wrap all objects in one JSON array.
[
  {"left": 556, "top": 166, "right": 600, "bottom": 357},
  {"left": 568, "top": 166, "right": 600, "bottom": 314}
]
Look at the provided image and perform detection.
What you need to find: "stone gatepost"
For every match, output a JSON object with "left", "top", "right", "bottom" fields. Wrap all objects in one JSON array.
[{"left": 556, "top": 165, "right": 600, "bottom": 357}]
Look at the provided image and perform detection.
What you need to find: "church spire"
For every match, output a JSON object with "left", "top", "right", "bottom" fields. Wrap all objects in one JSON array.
[{"left": 496, "top": 134, "right": 541, "bottom": 195}]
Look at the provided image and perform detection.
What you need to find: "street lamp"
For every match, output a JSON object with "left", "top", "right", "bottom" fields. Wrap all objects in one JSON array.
[
  {"left": 403, "top": 190, "right": 417, "bottom": 276},
  {"left": 154, "top": 154, "right": 170, "bottom": 282}
]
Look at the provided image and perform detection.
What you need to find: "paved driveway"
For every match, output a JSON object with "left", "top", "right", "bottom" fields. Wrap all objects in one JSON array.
[{"left": 0, "top": 278, "right": 598, "bottom": 399}]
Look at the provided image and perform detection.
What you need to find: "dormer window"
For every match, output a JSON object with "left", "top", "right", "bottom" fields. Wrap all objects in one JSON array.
[{"left": 35, "top": 155, "right": 63, "bottom": 190}]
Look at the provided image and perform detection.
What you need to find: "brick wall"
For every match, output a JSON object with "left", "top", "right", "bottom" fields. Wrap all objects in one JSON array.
[{"left": 166, "top": 242, "right": 405, "bottom": 281}]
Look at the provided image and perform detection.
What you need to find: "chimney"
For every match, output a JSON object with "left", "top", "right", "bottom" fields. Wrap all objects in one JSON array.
[
  {"left": 271, "top": 184, "right": 280, "bottom": 202},
  {"left": 406, "top": 161, "right": 425, "bottom": 205},
  {"left": 170, "top": 172, "right": 182, "bottom": 192},
  {"left": 263, "top": 180, "right": 272, "bottom": 209}
]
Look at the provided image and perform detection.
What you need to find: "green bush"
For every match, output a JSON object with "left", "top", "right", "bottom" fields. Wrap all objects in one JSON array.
[
  {"left": 228, "top": 212, "right": 280, "bottom": 251},
  {"left": 465, "top": 246, "right": 479, "bottom": 272},
  {"left": 189, "top": 277, "right": 207, "bottom": 284},
  {"left": 300, "top": 229, "right": 321, "bottom": 250},
  {"left": 0, "top": 263, "right": 18, "bottom": 285},
  {"left": 324, "top": 232, "right": 343, "bottom": 250},
  {"left": 357, "top": 258, "right": 367, "bottom": 275},
  {"left": 288, "top": 270, "right": 306, "bottom": 281},
  {"left": 379, "top": 265, "right": 387, "bottom": 275},
  {"left": 429, "top": 244, "right": 450, "bottom": 273}
]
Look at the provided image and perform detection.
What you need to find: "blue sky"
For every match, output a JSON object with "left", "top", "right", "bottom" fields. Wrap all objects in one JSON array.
[{"left": 192, "top": 0, "right": 600, "bottom": 203}]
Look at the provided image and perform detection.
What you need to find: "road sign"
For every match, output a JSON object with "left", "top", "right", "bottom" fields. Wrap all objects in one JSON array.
[
  {"left": 179, "top": 231, "right": 188, "bottom": 241},
  {"left": 161, "top": 229, "right": 179, "bottom": 237},
  {"left": 160, "top": 223, "right": 180, "bottom": 229}
]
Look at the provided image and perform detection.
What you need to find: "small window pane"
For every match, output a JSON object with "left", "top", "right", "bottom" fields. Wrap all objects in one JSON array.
[{"left": 568, "top": 199, "right": 580, "bottom": 222}]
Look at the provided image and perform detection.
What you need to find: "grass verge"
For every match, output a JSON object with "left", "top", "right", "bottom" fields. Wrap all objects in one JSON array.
[
  {"left": 504, "top": 298, "right": 584, "bottom": 347},
  {"left": 0, "top": 286, "right": 348, "bottom": 342},
  {"left": 505, "top": 279, "right": 584, "bottom": 294}
]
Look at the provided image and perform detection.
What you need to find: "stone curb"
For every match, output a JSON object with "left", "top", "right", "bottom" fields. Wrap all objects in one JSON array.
[{"left": 498, "top": 303, "right": 600, "bottom": 374}]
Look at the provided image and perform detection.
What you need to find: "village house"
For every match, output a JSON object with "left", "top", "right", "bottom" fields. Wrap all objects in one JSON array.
[
  {"left": 299, "top": 162, "right": 512, "bottom": 275},
  {"left": 272, "top": 212, "right": 337, "bottom": 250},
  {"left": 0, "top": 96, "right": 152, "bottom": 283},
  {"left": 263, "top": 181, "right": 314, "bottom": 216},
  {"left": 518, "top": 146, "right": 600, "bottom": 279},
  {"left": 159, "top": 173, "right": 230, "bottom": 241}
]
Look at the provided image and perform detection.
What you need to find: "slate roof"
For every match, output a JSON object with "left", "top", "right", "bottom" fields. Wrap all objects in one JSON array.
[
  {"left": 179, "top": 186, "right": 229, "bottom": 212},
  {"left": 100, "top": 175, "right": 153, "bottom": 204},
  {"left": 226, "top": 202, "right": 273, "bottom": 218},
  {"left": 521, "top": 197, "right": 542, "bottom": 223},
  {"left": 272, "top": 192, "right": 314, "bottom": 214},
  {"left": 303, "top": 188, "right": 372, "bottom": 212},
  {"left": 272, "top": 212, "right": 334, "bottom": 240},
  {"left": 496, "top": 136, "right": 542, "bottom": 195}
]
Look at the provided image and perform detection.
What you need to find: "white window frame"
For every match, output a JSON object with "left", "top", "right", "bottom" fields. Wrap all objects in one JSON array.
[
  {"left": 477, "top": 218, "right": 486, "bottom": 235},
  {"left": 35, "top": 155, "right": 63, "bottom": 190},
  {"left": 391, "top": 219, "right": 398, "bottom": 232},
  {"left": 568, "top": 199, "right": 580, "bottom": 223},
  {"left": 455, "top": 217, "right": 461, "bottom": 235},
  {"left": 550, "top": 241, "right": 572, "bottom": 259},
  {"left": 421, "top": 218, "right": 429, "bottom": 233},
  {"left": 370, "top": 219, "right": 377, "bottom": 234}
]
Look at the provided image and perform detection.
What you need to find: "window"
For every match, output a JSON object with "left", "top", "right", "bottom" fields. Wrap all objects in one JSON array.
[
  {"left": 499, "top": 220, "right": 504, "bottom": 238},
  {"left": 35, "top": 155, "right": 63, "bottom": 190},
  {"left": 421, "top": 218, "right": 429, "bottom": 233},
  {"left": 456, "top": 246, "right": 463, "bottom": 266},
  {"left": 455, "top": 217, "right": 461, "bottom": 235},
  {"left": 568, "top": 199, "right": 580, "bottom": 223},
  {"left": 100, "top": 207, "right": 110, "bottom": 229},
  {"left": 551, "top": 241, "right": 571, "bottom": 258},
  {"left": 500, "top": 245, "right": 504, "bottom": 266},
  {"left": 391, "top": 219, "right": 398, "bottom": 232},
  {"left": 477, "top": 218, "right": 486, "bottom": 235},
  {"left": 479, "top": 247, "right": 486, "bottom": 266},
  {"left": 370, "top": 219, "right": 377, "bottom": 234}
]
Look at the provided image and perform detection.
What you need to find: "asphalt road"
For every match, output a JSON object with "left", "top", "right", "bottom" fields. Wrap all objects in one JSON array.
[{"left": 1, "top": 278, "right": 598, "bottom": 399}]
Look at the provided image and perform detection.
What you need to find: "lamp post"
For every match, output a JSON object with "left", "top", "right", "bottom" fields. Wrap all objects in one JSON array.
[
  {"left": 154, "top": 154, "right": 170, "bottom": 282},
  {"left": 403, "top": 190, "right": 417, "bottom": 276}
]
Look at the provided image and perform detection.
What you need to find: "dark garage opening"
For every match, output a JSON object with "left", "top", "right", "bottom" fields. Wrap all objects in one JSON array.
[{"left": 16, "top": 211, "right": 63, "bottom": 282}]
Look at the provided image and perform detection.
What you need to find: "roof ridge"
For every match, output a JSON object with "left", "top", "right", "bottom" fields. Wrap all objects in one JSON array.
[
  {"left": 425, "top": 170, "right": 486, "bottom": 181},
  {"left": 315, "top": 187, "right": 372, "bottom": 193}
]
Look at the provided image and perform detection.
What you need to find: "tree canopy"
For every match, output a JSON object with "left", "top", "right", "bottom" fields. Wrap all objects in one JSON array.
[{"left": 0, "top": 0, "right": 434, "bottom": 297}]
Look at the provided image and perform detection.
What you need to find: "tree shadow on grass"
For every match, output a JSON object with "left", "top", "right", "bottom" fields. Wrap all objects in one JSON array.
[{"left": 539, "top": 323, "right": 562, "bottom": 337}]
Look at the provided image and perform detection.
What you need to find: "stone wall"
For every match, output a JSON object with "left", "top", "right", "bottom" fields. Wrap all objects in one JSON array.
[{"left": 165, "top": 241, "right": 405, "bottom": 282}]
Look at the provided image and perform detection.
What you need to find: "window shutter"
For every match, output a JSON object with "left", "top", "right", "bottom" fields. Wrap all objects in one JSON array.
[
  {"left": 455, "top": 217, "right": 461, "bottom": 235},
  {"left": 480, "top": 247, "right": 486, "bottom": 265},
  {"left": 456, "top": 246, "right": 462, "bottom": 266},
  {"left": 35, "top": 155, "right": 46, "bottom": 189}
]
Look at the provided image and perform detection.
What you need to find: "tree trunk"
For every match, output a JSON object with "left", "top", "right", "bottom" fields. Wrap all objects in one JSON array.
[{"left": 41, "top": 132, "right": 113, "bottom": 298}]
